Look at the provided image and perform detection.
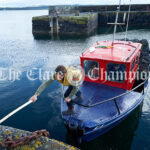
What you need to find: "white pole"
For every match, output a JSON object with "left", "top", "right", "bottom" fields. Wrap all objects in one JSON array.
[
  {"left": 0, "top": 100, "right": 33, "bottom": 124},
  {"left": 125, "top": 0, "right": 131, "bottom": 40},
  {"left": 113, "top": 0, "right": 122, "bottom": 44},
  {"left": 113, "top": 10, "right": 119, "bottom": 43}
]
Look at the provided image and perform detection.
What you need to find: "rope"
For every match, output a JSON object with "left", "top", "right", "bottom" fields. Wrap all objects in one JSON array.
[{"left": 95, "top": 45, "right": 113, "bottom": 48}]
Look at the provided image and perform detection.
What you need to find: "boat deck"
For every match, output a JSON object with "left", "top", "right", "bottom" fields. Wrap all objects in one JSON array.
[{"left": 61, "top": 81, "right": 142, "bottom": 128}]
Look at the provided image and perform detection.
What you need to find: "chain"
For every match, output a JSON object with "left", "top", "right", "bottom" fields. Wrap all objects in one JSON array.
[{"left": 1, "top": 129, "right": 50, "bottom": 149}]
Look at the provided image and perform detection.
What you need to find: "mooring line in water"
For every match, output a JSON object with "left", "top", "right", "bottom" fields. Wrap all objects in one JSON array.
[{"left": 0, "top": 100, "right": 33, "bottom": 124}]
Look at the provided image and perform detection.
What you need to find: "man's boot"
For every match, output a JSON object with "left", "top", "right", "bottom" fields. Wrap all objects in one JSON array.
[{"left": 62, "top": 106, "right": 75, "bottom": 115}]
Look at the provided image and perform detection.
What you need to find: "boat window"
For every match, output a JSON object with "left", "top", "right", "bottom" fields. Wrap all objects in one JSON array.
[
  {"left": 83, "top": 60, "right": 99, "bottom": 79},
  {"left": 107, "top": 63, "right": 126, "bottom": 82},
  {"left": 131, "top": 59, "right": 135, "bottom": 71}
]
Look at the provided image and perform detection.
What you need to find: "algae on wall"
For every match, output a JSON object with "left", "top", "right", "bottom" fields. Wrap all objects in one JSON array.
[
  {"left": 32, "top": 15, "right": 51, "bottom": 37},
  {"left": 32, "top": 15, "right": 51, "bottom": 22},
  {"left": 0, "top": 125, "right": 79, "bottom": 150},
  {"left": 59, "top": 15, "right": 88, "bottom": 25},
  {"left": 58, "top": 13, "right": 98, "bottom": 36}
]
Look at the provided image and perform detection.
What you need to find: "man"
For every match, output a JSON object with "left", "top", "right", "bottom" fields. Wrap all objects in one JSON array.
[
  {"left": 107, "top": 64, "right": 125, "bottom": 82},
  {"left": 29, "top": 65, "right": 82, "bottom": 115}
]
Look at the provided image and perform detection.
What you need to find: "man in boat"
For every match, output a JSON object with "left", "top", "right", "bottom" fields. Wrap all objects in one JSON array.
[
  {"left": 107, "top": 64, "right": 125, "bottom": 82},
  {"left": 29, "top": 65, "right": 82, "bottom": 115}
]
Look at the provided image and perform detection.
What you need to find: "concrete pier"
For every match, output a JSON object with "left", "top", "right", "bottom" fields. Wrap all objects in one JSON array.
[
  {"left": 0, "top": 125, "right": 79, "bottom": 150},
  {"left": 98, "top": 11, "right": 150, "bottom": 27},
  {"left": 32, "top": 13, "right": 98, "bottom": 38},
  {"left": 32, "top": 15, "right": 51, "bottom": 37},
  {"left": 32, "top": 5, "right": 150, "bottom": 38},
  {"left": 58, "top": 13, "right": 98, "bottom": 36}
]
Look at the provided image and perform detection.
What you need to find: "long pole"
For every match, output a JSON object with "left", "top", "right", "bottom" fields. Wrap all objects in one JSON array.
[
  {"left": 113, "top": 10, "right": 119, "bottom": 43},
  {"left": 0, "top": 100, "right": 33, "bottom": 124}
]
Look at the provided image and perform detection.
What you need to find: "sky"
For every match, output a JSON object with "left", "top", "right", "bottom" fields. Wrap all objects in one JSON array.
[{"left": 0, "top": 0, "right": 150, "bottom": 8}]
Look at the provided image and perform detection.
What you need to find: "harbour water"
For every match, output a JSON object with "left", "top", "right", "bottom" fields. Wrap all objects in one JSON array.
[{"left": 0, "top": 10, "right": 150, "bottom": 150}]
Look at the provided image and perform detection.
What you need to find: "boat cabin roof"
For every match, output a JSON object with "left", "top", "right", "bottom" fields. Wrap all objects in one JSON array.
[
  {"left": 80, "top": 40, "right": 142, "bottom": 90},
  {"left": 81, "top": 40, "right": 141, "bottom": 63}
]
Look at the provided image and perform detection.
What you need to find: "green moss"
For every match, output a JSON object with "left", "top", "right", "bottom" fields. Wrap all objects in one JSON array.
[
  {"left": 72, "top": 16, "right": 88, "bottom": 21},
  {"left": 59, "top": 13, "right": 98, "bottom": 24},
  {"left": 14, "top": 145, "right": 35, "bottom": 150},
  {"left": 32, "top": 16, "right": 51, "bottom": 21},
  {"left": 51, "top": 139, "right": 77, "bottom": 150},
  {"left": 0, "top": 125, "right": 79, "bottom": 150},
  {"left": 60, "top": 15, "right": 89, "bottom": 24}
]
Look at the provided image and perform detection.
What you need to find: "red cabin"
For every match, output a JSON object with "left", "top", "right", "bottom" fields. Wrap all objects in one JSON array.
[{"left": 80, "top": 40, "right": 142, "bottom": 90}]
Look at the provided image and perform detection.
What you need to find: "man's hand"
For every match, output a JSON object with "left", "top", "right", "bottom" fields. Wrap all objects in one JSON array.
[
  {"left": 29, "top": 94, "right": 38, "bottom": 102},
  {"left": 65, "top": 97, "right": 71, "bottom": 103}
]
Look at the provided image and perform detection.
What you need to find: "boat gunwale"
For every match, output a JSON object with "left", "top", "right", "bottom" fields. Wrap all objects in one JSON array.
[
  {"left": 84, "top": 93, "right": 145, "bottom": 136},
  {"left": 72, "top": 79, "right": 148, "bottom": 108}
]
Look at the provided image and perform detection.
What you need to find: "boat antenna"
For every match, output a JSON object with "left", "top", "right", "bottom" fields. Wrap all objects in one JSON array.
[
  {"left": 112, "top": 0, "right": 122, "bottom": 44},
  {"left": 107, "top": 0, "right": 125, "bottom": 45},
  {"left": 125, "top": 0, "right": 131, "bottom": 41}
]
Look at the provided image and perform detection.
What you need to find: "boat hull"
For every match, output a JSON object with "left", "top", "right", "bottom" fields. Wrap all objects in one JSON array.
[
  {"left": 82, "top": 95, "right": 145, "bottom": 141},
  {"left": 61, "top": 80, "right": 149, "bottom": 142}
]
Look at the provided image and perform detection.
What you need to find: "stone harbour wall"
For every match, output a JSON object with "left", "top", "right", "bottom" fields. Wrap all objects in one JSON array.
[
  {"left": 32, "top": 5, "right": 150, "bottom": 38},
  {"left": 0, "top": 125, "right": 79, "bottom": 150},
  {"left": 78, "top": 4, "right": 150, "bottom": 12},
  {"left": 32, "top": 13, "right": 98, "bottom": 38},
  {"left": 32, "top": 15, "right": 51, "bottom": 37},
  {"left": 98, "top": 11, "right": 150, "bottom": 27},
  {"left": 58, "top": 13, "right": 98, "bottom": 36}
]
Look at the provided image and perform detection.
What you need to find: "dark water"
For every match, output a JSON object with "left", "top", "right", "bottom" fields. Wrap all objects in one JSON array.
[{"left": 0, "top": 10, "right": 150, "bottom": 150}]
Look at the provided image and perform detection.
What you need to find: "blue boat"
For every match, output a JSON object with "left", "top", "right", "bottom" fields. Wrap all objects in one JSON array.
[
  {"left": 61, "top": 79, "right": 149, "bottom": 142},
  {"left": 61, "top": 3, "right": 150, "bottom": 143}
]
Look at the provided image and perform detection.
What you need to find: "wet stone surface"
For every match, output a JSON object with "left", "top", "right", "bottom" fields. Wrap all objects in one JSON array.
[{"left": 0, "top": 125, "right": 78, "bottom": 150}]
